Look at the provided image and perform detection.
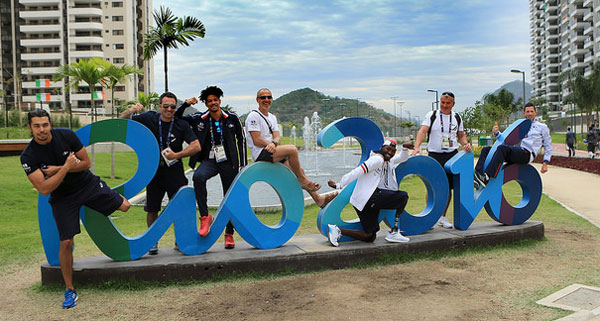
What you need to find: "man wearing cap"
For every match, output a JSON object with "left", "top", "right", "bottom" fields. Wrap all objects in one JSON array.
[
  {"left": 326, "top": 140, "right": 414, "bottom": 246},
  {"left": 246, "top": 88, "right": 336, "bottom": 208},
  {"left": 120, "top": 92, "right": 200, "bottom": 254},
  {"left": 175, "top": 86, "right": 246, "bottom": 249},
  {"left": 411, "top": 91, "right": 472, "bottom": 229},
  {"left": 474, "top": 102, "right": 552, "bottom": 186}
]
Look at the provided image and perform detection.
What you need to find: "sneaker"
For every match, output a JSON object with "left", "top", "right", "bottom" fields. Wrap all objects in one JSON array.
[
  {"left": 174, "top": 242, "right": 180, "bottom": 252},
  {"left": 149, "top": 243, "right": 158, "bottom": 255},
  {"left": 199, "top": 214, "right": 213, "bottom": 237},
  {"left": 224, "top": 233, "right": 235, "bottom": 249},
  {"left": 437, "top": 216, "right": 453, "bottom": 229},
  {"left": 327, "top": 224, "right": 341, "bottom": 247},
  {"left": 474, "top": 170, "right": 489, "bottom": 187},
  {"left": 62, "top": 288, "right": 78, "bottom": 309},
  {"left": 385, "top": 231, "right": 410, "bottom": 243}
]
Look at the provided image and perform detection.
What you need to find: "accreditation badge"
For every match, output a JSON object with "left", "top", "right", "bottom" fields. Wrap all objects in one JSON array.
[{"left": 214, "top": 145, "right": 227, "bottom": 163}]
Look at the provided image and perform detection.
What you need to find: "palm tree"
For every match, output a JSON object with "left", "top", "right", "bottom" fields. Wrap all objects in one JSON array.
[
  {"left": 54, "top": 57, "right": 108, "bottom": 122},
  {"left": 123, "top": 92, "right": 160, "bottom": 111},
  {"left": 98, "top": 60, "right": 141, "bottom": 117},
  {"left": 143, "top": 6, "right": 205, "bottom": 92}
]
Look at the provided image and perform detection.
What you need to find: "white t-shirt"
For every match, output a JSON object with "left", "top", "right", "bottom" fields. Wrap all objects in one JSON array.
[
  {"left": 245, "top": 110, "right": 280, "bottom": 160},
  {"left": 422, "top": 110, "right": 463, "bottom": 153}
]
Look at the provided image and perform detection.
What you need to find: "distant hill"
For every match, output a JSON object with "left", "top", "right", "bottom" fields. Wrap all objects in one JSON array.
[
  {"left": 492, "top": 80, "right": 533, "bottom": 104},
  {"left": 241, "top": 88, "right": 400, "bottom": 135}
]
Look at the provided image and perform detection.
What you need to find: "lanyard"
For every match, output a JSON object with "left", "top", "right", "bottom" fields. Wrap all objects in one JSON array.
[
  {"left": 158, "top": 117, "right": 174, "bottom": 150},
  {"left": 209, "top": 117, "right": 222, "bottom": 146},
  {"left": 439, "top": 110, "right": 452, "bottom": 134}
]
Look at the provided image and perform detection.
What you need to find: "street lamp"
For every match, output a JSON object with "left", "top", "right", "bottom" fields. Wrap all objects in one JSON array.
[
  {"left": 511, "top": 69, "right": 526, "bottom": 107},
  {"left": 427, "top": 89, "right": 439, "bottom": 110},
  {"left": 321, "top": 98, "right": 330, "bottom": 121},
  {"left": 355, "top": 98, "right": 361, "bottom": 117},
  {"left": 339, "top": 103, "right": 346, "bottom": 119},
  {"left": 391, "top": 96, "right": 399, "bottom": 137}
]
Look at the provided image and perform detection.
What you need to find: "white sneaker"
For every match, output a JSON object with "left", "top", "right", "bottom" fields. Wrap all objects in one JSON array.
[
  {"left": 437, "top": 216, "right": 453, "bottom": 229},
  {"left": 327, "top": 224, "right": 341, "bottom": 247},
  {"left": 385, "top": 231, "right": 409, "bottom": 243}
]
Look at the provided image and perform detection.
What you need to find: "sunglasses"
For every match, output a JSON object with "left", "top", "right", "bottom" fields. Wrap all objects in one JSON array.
[
  {"left": 162, "top": 104, "right": 177, "bottom": 109},
  {"left": 258, "top": 95, "right": 273, "bottom": 100},
  {"left": 441, "top": 92, "right": 455, "bottom": 98}
]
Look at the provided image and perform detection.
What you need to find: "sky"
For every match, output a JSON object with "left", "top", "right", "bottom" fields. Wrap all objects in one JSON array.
[{"left": 151, "top": 0, "right": 531, "bottom": 121}]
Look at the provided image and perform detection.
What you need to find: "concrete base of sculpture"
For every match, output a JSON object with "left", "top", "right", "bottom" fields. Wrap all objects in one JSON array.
[{"left": 40, "top": 221, "right": 544, "bottom": 285}]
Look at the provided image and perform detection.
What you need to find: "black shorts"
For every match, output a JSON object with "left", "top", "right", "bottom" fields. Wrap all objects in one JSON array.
[
  {"left": 49, "top": 176, "right": 124, "bottom": 241},
  {"left": 256, "top": 148, "right": 287, "bottom": 163},
  {"left": 144, "top": 168, "right": 188, "bottom": 213},
  {"left": 354, "top": 189, "right": 409, "bottom": 234},
  {"left": 428, "top": 150, "right": 458, "bottom": 189}
]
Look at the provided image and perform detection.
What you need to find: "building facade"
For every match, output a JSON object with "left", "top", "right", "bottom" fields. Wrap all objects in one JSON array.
[
  {"left": 1, "top": 0, "right": 153, "bottom": 115},
  {"left": 530, "top": 0, "right": 600, "bottom": 111}
]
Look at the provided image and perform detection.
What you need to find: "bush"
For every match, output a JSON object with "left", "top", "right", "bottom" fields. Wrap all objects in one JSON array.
[{"left": 8, "top": 110, "right": 26, "bottom": 127}]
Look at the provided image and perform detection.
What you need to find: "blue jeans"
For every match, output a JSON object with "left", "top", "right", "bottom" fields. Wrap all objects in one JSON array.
[{"left": 193, "top": 159, "right": 237, "bottom": 234}]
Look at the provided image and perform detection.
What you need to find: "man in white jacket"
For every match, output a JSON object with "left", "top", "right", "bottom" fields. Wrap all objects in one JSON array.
[{"left": 326, "top": 140, "right": 413, "bottom": 246}]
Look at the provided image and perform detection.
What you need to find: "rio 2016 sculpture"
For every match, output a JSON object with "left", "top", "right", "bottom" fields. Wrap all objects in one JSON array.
[{"left": 37, "top": 117, "right": 541, "bottom": 265}]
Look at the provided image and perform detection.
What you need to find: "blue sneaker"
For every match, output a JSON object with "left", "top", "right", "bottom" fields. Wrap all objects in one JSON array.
[{"left": 62, "top": 289, "right": 78, "bottom": 309}]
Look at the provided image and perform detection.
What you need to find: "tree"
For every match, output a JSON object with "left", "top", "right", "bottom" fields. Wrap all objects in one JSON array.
[
  {"left": 97, "top": 60, "right": 141, "bottom": 117},
  {"left": 483, "top": 89, "right": 516, "bottom": 126},
  {"left": 54, "top": 58, "right": 108, "bottom": 122},
  {"left": 559, "top": 69, "right": 595, "bottom": 137},
  {"left": 123, "top": 92, "right": 160, "bottom": 111},
  {"left": 143, "top": 6, "right": 205, "bottom": 92}
]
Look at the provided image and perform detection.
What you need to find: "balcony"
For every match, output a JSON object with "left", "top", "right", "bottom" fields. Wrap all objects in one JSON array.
[
  {"left": 573, "top": 45, "right": 588, "bottom": 55},
  {"left": 22, "top": 80, "right": 61, "bottom": 89},
  {"left": 69, "top": 22, "right": 103, "bottom": 31},
  {"left": 70, "top": 36, "right": 103, "bottom": 45},
  {"left": 584, "top": 51, "right": 594, "bottom": 62},
  {"left": 584, "top": 65, "right": 593, "bottom": 77},
  {"left": 570, "top": 7, "right": 586, "bottom": 18},
  {"left": 20, "top": 24, "right": 61, "bottom": 33},
  {"left": 69, "top": 50, "right": 104, "bottom": 59},
  {"left": 583, "top": 9, "right": 594, "bottom": 21},
  {"left": 584, "top": 37, "right": 594, "bottom": 48},
  {"left": 20, "top": 38, "right": 62, "bottom": 46},
  {"left": 584, "top": 24, "right": 594, "bottom": 35},
  {"left": 570, "top": 59, "right": 586, "bottom": 68},
  {"left": 69, "top": 8, "right": 102, "bottom": 17},
  {"left": 22, "top": 94, "right": 62, "bottom": 103},
  {"left": 19, "top": 0, "right": 60, "bottom": 4},
  {"left": 569, "top": 19, "right": 587, "bottom": 30},
  {"left": 21, "top": 67, "right": 58, "bottom": 75},
  {"left": 19, "top": 10, "right": 60, "bottom": 19},
  {"left": 584, "top": 0, "right": 593, "bottom": 6},
  {"left": 21, "top": 52, "right": 62, "bottom": 60}
]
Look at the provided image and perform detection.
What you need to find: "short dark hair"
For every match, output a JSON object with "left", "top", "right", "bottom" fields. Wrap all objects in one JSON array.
[
  {"left": 199, "top": 86, "right": 224, "bottom": 103},
  {"left": 159, "top": 92, "right": 177, "bottom": 104},
  {"left": 524, "top": 102, "right": 535, "bottom": 111},
  {"left": 568, "top": 127, "right": 571, "bottom": 131},
  {"left": 27, "top": 109, "right": 51, "bottom": 125}
]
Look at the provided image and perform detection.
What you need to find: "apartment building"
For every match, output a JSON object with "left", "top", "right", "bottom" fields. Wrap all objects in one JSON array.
[
  {"left": 1, "top": 0, "right": 153, "bottom": 115},
  {"left": 530, "top": 0, "right": 600, "bottom": 111}
]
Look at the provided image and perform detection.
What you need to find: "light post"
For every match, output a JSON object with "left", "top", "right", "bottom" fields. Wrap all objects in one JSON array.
[
  {"left": 390, "top": 96, "right": 399, "bottom": 137},
  {"left": 321, "top": 98, "right": 330, "bottom": 122},
  {"left": 396, "top": 101, "right": 404, "bottom": 137},
  {"left": 427, "top": 89, "right": 439, "bottom": 110},
  {"left": 511, "top": 69, "right": 526, "bottom": 107},
  {"left": 339, "top": 103, "right": 346, "bottom": 119},
  {"left": 355, "top": 98, "right": 361, "bottom": 117}
]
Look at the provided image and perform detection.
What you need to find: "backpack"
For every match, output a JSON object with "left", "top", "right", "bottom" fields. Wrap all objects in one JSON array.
[{"left": 427, "top": 110, "right": 462, "bottom": 140}]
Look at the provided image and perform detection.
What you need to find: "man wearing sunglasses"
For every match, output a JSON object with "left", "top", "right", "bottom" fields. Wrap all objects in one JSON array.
[
  {"left": 175, "top": 86, "right": 247, "bottom": 249},
  {"left": 120, "top": 92, "right": 200, "bottom": 255},
  {"left": 246, "top": 88, "right": 337, "bottom": 208},
  {"left": 411, "top": 91, "right": 472, "bottom": 229}
]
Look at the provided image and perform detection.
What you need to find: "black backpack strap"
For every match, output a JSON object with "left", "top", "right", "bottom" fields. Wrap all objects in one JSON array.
[
  {"left": 252, "top": 110, "right": 273, "bottom": 135},
  {"left": 427, "top": 110, "right": 437, "bottom": 141}
]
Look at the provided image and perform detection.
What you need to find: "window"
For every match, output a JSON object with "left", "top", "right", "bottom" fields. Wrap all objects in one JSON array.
[
  {"left": 113, "top": 43, "right": 124, "bottom": 50},
  {"left": 112, "top": 16, "right": 123, "bottom": 22},
  {"left": 115, "top": 86, "right": 125, "bottom": 92},
  {"left": 112, "top": 29, "right": 124, "bottom": 36},
  {"left": 105, "top": 30, "right": 109, "bottom": 33},
  {"left": 112, "top": 2, "right": 123, "bottom": 7},
  {"left": 113, "top": 57, "right": 124, "bottom": 64}
]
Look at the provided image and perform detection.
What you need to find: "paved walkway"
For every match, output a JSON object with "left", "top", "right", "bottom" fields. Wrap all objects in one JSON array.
[{"left": 551, "top": 143, "right": 592, "bottom": 158}]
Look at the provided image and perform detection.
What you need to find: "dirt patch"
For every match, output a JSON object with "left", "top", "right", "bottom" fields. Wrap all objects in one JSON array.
[{"left": 1, "top": 223, "right": 598, "bottom": 321}]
